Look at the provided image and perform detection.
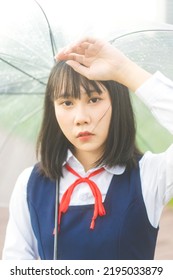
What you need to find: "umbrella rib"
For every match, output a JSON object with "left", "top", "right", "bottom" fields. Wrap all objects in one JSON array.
[
  {"left": 34, "top": 0, "right": 57, "bottom": 59},
  {"left": 110, "top": 28, "right": 173, "bottom": 44},
  {"left": 0, "top": 57, "right": 46, "bottom": 86}
]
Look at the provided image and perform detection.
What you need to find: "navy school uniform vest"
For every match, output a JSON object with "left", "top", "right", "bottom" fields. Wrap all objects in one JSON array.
[{"left": 27, "top": 163, "right": 158, "bottom": 260}]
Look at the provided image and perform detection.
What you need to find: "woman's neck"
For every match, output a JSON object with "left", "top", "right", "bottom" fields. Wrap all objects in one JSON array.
[{"left": 73, "top": 149, "right": 102, "bottom": 172}]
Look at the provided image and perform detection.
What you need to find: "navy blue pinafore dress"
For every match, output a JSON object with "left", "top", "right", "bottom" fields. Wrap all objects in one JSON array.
[{"left": 27, "top": 163, "right": 158, "bottom": 260}]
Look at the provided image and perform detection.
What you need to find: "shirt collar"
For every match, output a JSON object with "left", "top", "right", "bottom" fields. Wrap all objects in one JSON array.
[
  {"left": 63, "top": 150, "right": 126, "bottom": 175},
  {"left": 104, "top": 165, "right": 126, "bottom": 175}
]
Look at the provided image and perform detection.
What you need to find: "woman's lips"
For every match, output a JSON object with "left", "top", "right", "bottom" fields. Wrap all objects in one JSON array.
[
  {"left": 77, "top": 131, "right": 94, "bottom": 141},
  {"left": 77, "top": 131, "right": 93, "bottom": 137}
]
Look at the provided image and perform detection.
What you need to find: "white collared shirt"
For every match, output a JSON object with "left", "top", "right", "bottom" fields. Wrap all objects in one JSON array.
[{"left": 2, "top": 72, "right": 173, "bottom": 259}]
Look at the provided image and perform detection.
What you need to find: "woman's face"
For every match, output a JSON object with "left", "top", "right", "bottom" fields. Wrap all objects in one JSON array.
[{"left": 54, "top": 85, "right": 112, "bottom": 166}]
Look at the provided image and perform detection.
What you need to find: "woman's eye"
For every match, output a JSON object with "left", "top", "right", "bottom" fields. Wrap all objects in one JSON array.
[
  {"left": 63, "top": 100, "right": 73, "bottom": 106},
  {"left": 89, "top": 97, "right": 101, "bottom": 103}
]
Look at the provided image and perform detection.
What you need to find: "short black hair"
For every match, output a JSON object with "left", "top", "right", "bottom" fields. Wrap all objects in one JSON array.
[{"left": 36, "top": 61, "right": 142, "bottom": 179}]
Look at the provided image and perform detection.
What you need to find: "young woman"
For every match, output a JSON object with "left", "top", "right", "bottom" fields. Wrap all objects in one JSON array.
[{"left": 2, "top": 38, "right": 173, "bottom": 260}]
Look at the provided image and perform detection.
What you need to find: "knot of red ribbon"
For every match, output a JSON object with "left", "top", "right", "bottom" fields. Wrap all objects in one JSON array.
[{"left": 56, "top": 164, "right": 106, "bottom": 232}]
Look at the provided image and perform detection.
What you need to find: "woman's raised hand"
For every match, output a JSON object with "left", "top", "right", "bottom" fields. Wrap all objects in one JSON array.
[{"left": 56, "top": 37, "right": 151, "bottom": 91}]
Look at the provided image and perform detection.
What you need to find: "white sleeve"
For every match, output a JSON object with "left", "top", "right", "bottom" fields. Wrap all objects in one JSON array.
[
  {"left": 2, "top": 167, "right": 39, "bottom": 260},
  {"left": 139, "top": 145, "right": 173, "bottom": 227},
  {"left": 136, "top": 71, "right": 173, "bottom": 134},
  {"left": 136, "top": 71, "right": 173, "bottom": 227}
]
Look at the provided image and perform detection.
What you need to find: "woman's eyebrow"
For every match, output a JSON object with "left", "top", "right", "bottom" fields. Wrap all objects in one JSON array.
[
  {"left": 56, "top": 92, "right": 72, "bottom": 99},
  {"left": 55, "top": 88, "right": 104, "bottom": 100},
  {"left": 90, "top": 90, "right": 104, "bottom": 95},
  {"left": 84, "top": 88, "right": 104, "bottom": 95}
]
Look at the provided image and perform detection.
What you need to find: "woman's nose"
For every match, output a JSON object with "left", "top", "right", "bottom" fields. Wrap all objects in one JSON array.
[{"left": 74, "top": 105, "right": 91, "bottom": 126}]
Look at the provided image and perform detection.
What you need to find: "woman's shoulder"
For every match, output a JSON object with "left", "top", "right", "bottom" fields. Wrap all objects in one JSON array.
[
  {"left": 11, "top": 166, "right": 35, "bottom": 198},
  {"left": 139, "top": 144, "right": 173, "bottom": 178},
  {"left": 140, "top": 150, "right": 165, "bottom": 169},
  {"left": 17, "top": 166, "right": 34, "bottom": 184}
]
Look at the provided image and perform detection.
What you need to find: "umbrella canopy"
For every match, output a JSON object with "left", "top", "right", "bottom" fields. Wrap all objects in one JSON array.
[
  {"left": 0, "top": 0, "right": 173, "bottom": 206},
  {"left": 111, "top": 28, "right": 173, "bottom": 152}
]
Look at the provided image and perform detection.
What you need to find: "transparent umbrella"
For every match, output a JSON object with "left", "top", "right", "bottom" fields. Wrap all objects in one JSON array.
[
  {"left": 0, "top": 0, "right": 60, "bottom": 206},
  {"left": 0, "top": 0, "right": 173, "bottom": 207},
  {"left": 110, "top": 28, "right": 173, "bottom": 153}
]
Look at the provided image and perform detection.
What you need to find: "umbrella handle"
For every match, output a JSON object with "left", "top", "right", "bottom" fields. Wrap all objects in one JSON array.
[{"left": 53, "top": 177, "right": 60, "bottom": 260}]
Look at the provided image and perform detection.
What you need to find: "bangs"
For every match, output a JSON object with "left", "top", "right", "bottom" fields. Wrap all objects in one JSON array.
[{"left": 49, "top": 61, "right": 104, "bottom": 101}]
